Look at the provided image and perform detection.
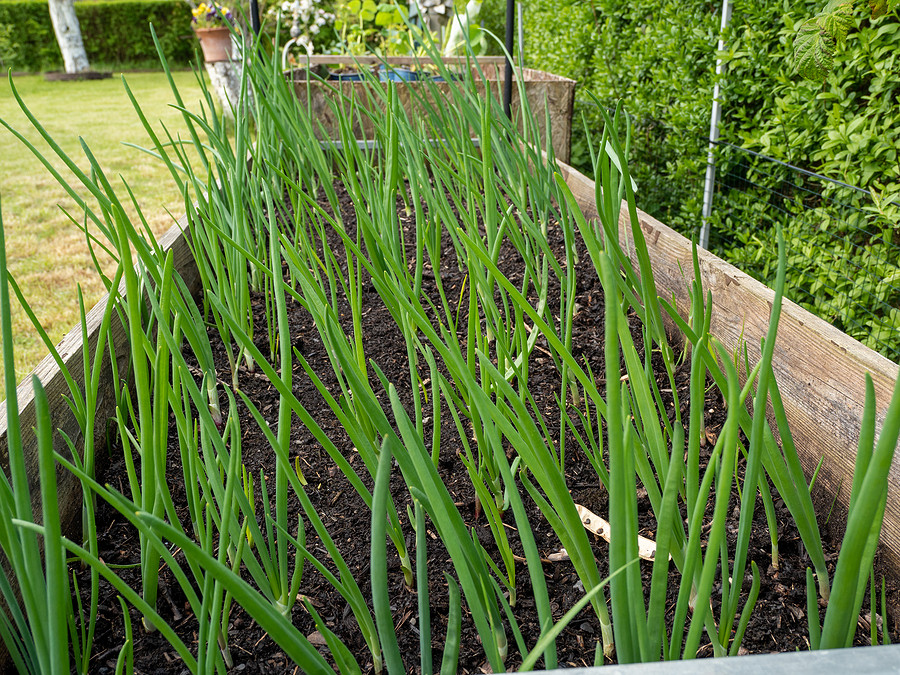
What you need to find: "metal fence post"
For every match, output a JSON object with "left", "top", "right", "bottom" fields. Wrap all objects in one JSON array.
[
  {"left": 699, "top": 0, "right": 733, "bottom": 250},
  {"left": 503, "top": 0, "right": 515, "bottom": 119}
]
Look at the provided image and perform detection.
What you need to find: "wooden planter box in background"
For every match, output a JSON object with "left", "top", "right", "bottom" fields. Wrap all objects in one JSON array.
[
  {"left": 2, "top": 159, "right": 899, "bottom": 665},
  {"left": 289, "top": 56, "right": 577, "bottom": 164}
]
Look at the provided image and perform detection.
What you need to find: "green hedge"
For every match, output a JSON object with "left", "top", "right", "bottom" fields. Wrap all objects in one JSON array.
[
  {"left": 522, "top": 0, "right": 900, "bottom": 221},
  {"left": 522, "top": 0, "right": 900, "bottom": 361},
  {"left": 0, "top": 0, "right": 194, "bottom": 71},
  {"left": 522, "top": 0, "right": 723, "bottom": 227}
]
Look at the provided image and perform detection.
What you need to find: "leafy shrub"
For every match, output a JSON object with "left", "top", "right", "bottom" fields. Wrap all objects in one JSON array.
[
  {"left": 479, "top": 0, "right": 514, "bottom": 55},
  {"left": 791, "top": 0, "right": 900, "bottom": 78},
  {"left": 711, "top": 4, "right": 900, "bottom": 361},
  {"left": 0, "top": 0, "right": 194, "bottom": 71},
  {"left": 721, "top": 5, "right": 900, "bottom": 191},
  {"left": 0, "top": 21, "right": 17, "bottom": 68},
  {"left": 522, "top": 0, "right": 720, "bottom": 228},
  {"left": 712, "top": 180, "right": 900, "bottom": 361},
  {"left": 523, "top": 0, "right": 900, "bottom": 361},
  {"left": 522, "top": 0, "right": 900, "bottom": 215}
]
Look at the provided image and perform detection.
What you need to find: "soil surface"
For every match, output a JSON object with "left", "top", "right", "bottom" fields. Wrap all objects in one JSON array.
[{"left": 76, "top": 178, "right": 888, "bottom": 674}]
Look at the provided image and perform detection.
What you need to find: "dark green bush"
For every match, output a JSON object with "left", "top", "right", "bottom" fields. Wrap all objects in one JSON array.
[
  {"left": 707, "top": 156, "right": 900, "bottom": 361},
  {"left": 522, "top": 0, "right": 900, "bottom": 361},
  {"left": 522, "top": 0, "right": 900, "bottom": 219},
  {"left": 0, "top": 0, "right": 194, "bottom": 71},
  {"left": 522, "top": 0, "right": 721, "bottom": 227},
  {"left": 479, "top": 0, "right": 510, "bottom": 55}
]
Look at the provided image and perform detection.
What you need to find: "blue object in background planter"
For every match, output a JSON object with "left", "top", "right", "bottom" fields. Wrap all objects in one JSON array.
[
  {"left": 378, "top": 65, "right": 418, "bottom": 82},
  {"left": 431, "top": 70, "right": 462, "bottom": 82},
  {"left": 328, "top": 70, "right": 365, "bottom": 81}
]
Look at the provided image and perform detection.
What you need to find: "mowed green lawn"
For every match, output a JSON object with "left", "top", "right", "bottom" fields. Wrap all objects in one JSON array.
[{"left": 0, "top": 70, "right": 207, "bottom": 400}]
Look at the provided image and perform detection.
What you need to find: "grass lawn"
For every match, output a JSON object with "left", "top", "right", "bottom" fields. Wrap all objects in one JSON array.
[{"left": 0, "top": 70, "right": 208, "bottom": 399}]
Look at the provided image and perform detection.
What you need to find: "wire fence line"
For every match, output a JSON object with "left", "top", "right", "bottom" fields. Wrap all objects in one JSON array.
[
  {"left": 575, "top": 98, "right": 900, "bottom": 364},
  {"left": 706, "top": 142, "right": 900, "bottom": 364}
]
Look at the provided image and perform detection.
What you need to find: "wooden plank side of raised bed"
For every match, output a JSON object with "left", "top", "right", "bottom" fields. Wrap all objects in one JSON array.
[
  {"left": 558, "top": 160, "right": 900, "bottom": 574},
  {"left": 0, "top": 214, "right": 199, "bottom": 537}
]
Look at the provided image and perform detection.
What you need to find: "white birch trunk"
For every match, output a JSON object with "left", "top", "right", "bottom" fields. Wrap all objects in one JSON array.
[
  {"left": 204, "top": 61, "right": 242, "bottom": 120},
  {"left": 204, "top": 35, "right": 248, "bottom": 120},
  {"left": 48, "top": 0, "right": 90, "bottom": 74}
]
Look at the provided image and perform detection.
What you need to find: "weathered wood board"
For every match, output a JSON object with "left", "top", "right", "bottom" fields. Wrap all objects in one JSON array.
[
  {"left": 556, "top": 159, "right": 900, "bottom": 574},
  {"left": 290, "top": 58, "right": 576, "bottom": 163},
  {"left": 0, "top": 214, "right": 201, "bottom": 537}
]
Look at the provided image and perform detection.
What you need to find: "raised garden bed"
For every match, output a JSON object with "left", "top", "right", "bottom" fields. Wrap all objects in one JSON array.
[{"left": 1, "top": 43, "right": 899, "bottom": 674}]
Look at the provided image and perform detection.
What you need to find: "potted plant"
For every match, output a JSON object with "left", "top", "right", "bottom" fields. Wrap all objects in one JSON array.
[{"left": 190, "top": 1, "right": 236, "bottom": 62}]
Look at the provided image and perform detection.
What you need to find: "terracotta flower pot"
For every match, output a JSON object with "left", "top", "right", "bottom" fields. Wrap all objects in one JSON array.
[{"left": 194, "top": 26, "right": 233, "bottom": 63}]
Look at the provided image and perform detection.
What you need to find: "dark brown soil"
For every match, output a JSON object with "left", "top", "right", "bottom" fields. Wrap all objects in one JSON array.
[{"left": 75, "top": 178, "right": 889, "bottom": 674}]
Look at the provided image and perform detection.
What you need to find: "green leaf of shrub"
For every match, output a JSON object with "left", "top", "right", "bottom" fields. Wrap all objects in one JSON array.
[
  {"left": 794, "top": 18, "right": 835, "bottom": 79},
  {"left": 821, "top": 4, "right": 855, "bottom": 49}
]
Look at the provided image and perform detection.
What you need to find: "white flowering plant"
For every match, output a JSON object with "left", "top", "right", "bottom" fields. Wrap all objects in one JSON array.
[{"left": 269, "top": 0, "right": 337, "bottom": 57}]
